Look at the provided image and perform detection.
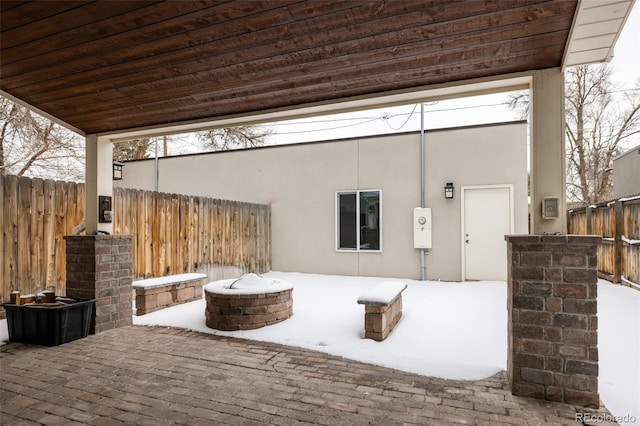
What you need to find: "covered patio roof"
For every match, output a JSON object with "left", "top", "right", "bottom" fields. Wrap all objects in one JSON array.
[
  {"left": 1, "top": 0, "right": 635, "bottom": 236},
  {"left": 0, "top": 0, "right": 634, "bottom": 138}
]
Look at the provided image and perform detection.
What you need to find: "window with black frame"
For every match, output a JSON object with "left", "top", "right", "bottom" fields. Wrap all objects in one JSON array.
[{"left": 336, "top": 190, "right": 381, "bottom": 251}]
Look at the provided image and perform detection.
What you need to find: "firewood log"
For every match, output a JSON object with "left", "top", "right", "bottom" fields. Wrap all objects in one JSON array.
[
  {"left": 20, "top": 294, "right": 36, "bottom": 304},
  {"left": 42, "top": 290, "right": 56, "bottom": 303}
]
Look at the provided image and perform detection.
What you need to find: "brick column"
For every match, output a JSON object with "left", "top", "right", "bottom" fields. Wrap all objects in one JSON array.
[
  {"left": 505, "top": 235, "right": 601, "bottom": 407},
  {"left": 65, "top": 235, "right": 133, "bottom": 334}
]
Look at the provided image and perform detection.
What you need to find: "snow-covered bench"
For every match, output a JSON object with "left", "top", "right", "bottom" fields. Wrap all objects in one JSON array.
[
  {"left": 133, "top": 273, "right": 208, "bottom": 315},
  {"left": 357, "top": 281, "right": 407, "bottom": 341}
]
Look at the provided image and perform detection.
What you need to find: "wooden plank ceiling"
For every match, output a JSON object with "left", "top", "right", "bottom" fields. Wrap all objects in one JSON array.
[{"left": 0, "top": 0, "right": 578, "bottom": 136}]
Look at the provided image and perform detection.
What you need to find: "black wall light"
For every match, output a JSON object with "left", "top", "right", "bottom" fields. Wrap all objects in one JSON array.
[
  {"left": 113, "top": 161, "right": 124, "bottom": 180},
  {"left": 444, "top": 182, "right": 454, "bottom": 199}
]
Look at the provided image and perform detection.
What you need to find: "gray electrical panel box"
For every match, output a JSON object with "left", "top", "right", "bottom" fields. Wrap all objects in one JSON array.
[
  {"left": 542, "top": 197, "right": 559, "bottom": 219},
  {"left": 413, "top": 207, "right": 432, "bottom": 248}
]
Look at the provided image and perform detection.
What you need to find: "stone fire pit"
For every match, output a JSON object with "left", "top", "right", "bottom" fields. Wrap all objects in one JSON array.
[{"left": 204, "top": 274, "right": 293, "bottom": 331}]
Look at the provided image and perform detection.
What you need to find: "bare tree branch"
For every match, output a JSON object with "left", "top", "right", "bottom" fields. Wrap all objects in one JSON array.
[
  {"left": 0, "top": 98, "right": 84, "bottom": 180},
  {"left": 508, "top": 64, "right": 640, "bottom": 204},
  {"left": 197, "top": 125, "right": 273, "bottom": 152}
]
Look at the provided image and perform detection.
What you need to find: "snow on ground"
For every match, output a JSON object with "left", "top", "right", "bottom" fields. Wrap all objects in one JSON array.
[
  {"left": 1, "top": 273, "right": 638, "bottom": 424},
  {"left": 137, "top": 271, "right": 508, "bottom": 380},
  {"left": 597, "top": 282, "right": 640, "bottom": 425}
]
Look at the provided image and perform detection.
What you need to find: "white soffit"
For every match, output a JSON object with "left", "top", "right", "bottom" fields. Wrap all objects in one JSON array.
[{"left": 563, "top": 0, "right": 635, "bottom": 68}]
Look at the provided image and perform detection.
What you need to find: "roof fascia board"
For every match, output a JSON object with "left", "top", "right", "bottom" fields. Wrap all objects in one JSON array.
[
  {"left": 563, "top": 0, "right": 587, "bottom": 68},
  {"left": 562, "top": 0, "right": 635, "bottom": 69}
]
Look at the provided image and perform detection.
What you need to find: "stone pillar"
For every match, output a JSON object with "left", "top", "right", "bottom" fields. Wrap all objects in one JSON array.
[
  {"left": 65, "top": 235, "right": 133, "bottom": 334},
  {"left": 506, "top": 235, "right": 601, "bottom": 407}
]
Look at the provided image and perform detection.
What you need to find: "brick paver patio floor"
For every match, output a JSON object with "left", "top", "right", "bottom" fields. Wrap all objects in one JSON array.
[{"left": 1, "top": 325, "right": 616, "bottom": 425}]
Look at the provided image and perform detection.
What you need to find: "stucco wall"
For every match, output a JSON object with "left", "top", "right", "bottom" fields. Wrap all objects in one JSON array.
[
  {"left": 118, "top": 121, "right": 527, "bottom": 280},
  {"left": 613, "top": 145, "right": 640, "bottom": 198}
]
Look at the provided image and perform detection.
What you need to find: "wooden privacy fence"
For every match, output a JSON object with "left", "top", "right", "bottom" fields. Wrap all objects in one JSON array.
[
  {"left": 567, "top": 196, "right": 640, "bottom": 289},
  {"left": 1, "top": 174, "right": 271, "bottom": 304},
  {"left": 112, "top": 187, "right": 271, "bottom": 279},
  {"left": 1, "top": 174, "right": 84, "bottom": 302}
]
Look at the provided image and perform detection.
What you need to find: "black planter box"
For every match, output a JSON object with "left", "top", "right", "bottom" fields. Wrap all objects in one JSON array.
[{"left": 2, "top": 299, "right": 95, "bottom": 346}]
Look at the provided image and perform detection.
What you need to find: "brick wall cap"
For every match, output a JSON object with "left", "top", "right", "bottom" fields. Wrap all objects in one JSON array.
[
  {"left": 64, "top": 235, "right": 133, "bottom": 241},
  {"left": 505, "top": 235, "right": 602, "bottom": 244},
  {"left": 505, "top": 235, "right": 542, "bottom": 242},
  {"left": 567, "top": 235, "right": 602, "bottom": 244},
  {"left": 358, "top": 281, "right": 407, "bottom": 306},
  {"left": 133, "top": 273, "right": 207, "bottom": 289}
]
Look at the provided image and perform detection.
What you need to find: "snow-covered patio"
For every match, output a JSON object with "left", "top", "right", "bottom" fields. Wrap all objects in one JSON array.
[
  {"left": 126, "top": 272, "right": 639, "bottom": 425},
  {"left": 1, "top": 272, "right": 637, "bottom": 424}
]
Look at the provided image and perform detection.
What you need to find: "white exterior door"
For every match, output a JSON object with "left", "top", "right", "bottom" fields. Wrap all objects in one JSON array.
[{"left": 462, "top": 186, "right": 513, "bottom": 281}]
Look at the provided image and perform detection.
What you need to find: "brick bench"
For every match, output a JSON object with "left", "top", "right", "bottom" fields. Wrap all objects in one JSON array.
[
  {"left": 357, "top": 281, "right": 407, "bottom": 341},
  {"left": 133, "top": 273, "right": 208, "bottom": 315}
]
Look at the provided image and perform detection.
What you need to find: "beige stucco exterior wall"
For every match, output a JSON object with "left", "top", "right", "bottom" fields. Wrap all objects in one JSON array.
[
  {"left": 613, "top": 145, "right": 640, "bottom": 198},
  {"left": 424, "top": 125, "right": 528, "bottom": 280},
  {"left": 118, "top": 121, "right": 527, "bottom": 280}
]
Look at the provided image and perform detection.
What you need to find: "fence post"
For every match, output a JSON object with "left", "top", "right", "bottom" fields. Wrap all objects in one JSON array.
[
  {"left": 613, "top": 201, "right": 623, "bottom": 283},
  {"left": 585, "top": 205, "right": 592, "bottom": 235}
]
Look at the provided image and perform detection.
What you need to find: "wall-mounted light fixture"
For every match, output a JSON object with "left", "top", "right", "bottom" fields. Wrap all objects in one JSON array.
[
  {"left": 113, "top": 161, "right": 124, "bottom": 180},
  {"left": 444, "top": 182, "right": 454, "bottom": 199}
]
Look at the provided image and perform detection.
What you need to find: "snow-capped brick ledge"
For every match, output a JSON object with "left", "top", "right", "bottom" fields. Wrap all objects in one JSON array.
[
  {"left": 358, "top": 281, "right": 407, "bottom": 341},
  {"left": 133, "top": 273, "right": 207, "bottom": 316},
  {"left": 506, "top": 235, "right": 602, "bottom": 408}
]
